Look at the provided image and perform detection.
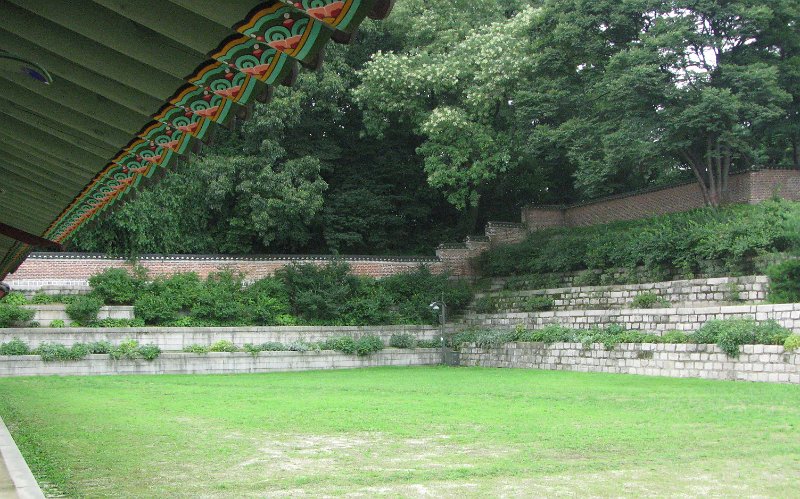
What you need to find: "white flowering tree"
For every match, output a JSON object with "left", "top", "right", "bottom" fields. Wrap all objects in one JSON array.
[{"left": 355, "top": 7, "right": 538, "bottom": 212}]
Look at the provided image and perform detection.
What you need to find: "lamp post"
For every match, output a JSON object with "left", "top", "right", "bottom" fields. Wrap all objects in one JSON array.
[{"left": 429, "top": 297, "right": 446, "bottom": 364}]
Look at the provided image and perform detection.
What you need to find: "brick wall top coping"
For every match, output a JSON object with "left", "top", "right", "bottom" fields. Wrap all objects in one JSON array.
[
  {"left": 522, "top": 167, "right": 799, "bottom": 211},
  {"left": 24, "top": 252, "right": 440, "bottom": 263},
  {"left": 473, "top": 275, "right": 768, "bottom": 298}
]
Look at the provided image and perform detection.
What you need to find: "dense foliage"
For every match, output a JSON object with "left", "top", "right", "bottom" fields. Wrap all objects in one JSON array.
[
  {"left": 477, "top": 200, "right": 800, "bottom": 278},
  {"left": 88, "top": 264, "right": 472, "bottom": 327},
  {"left": 71, "top": 1, "right": 800, "bottom": 256},
  {"left": 766, "top": 259, "right": 800, "bottom": 303}
]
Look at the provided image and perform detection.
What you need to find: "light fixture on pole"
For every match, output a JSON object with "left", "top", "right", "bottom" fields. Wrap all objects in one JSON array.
[{"left": 429, "top": 298, "right": 446, "bottom": 364}]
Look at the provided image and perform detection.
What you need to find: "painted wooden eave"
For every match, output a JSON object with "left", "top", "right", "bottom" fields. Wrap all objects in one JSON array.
[{"left": 0, "top": 0, "right": 394, "bottom": 280}]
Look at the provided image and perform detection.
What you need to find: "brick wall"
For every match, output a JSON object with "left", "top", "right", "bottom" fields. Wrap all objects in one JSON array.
[
  {"left": 460, "top": 342, "right": 800, "bottom": 384},
  {"left": 522, "top": 169, "right": 800, "bottom": 230},
  {"left": 7, "top": 253, "right": 444, "bottom": 287}
]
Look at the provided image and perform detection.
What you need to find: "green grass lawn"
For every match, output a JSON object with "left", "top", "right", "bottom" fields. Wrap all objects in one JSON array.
[{"left": 0, "top": 367, "right": 798, "bottom": 497}]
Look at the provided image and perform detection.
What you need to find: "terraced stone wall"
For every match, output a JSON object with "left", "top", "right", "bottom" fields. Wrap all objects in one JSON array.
[{"left": 460, "top": 342, "right": 800, "bottom": 384}]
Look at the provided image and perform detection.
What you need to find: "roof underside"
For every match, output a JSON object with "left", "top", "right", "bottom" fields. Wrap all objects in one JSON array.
[{"left": 0, "top": 0, "right": 390, "bottom": 280}]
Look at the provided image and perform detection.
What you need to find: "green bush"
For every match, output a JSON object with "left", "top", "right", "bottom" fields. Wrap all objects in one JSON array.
[
  {"left": 660, "top": 330, "right": 691, "bottom": 344},
  {"left": 766, "top": 260, "right": 800, "bottom": 304},
  {"left": 476, "top": 201, "right": 800, "bottom": 279},
  {"left": 88, "top": 341, "right": 113, "bottom": 354},
  {"left": 108, "top": 340, "right": 160, "bottom": 361},
  {"left": 208, "top": 340, "right": 239, "bottom": 353},
  {"left": 389, "top": 333, "right": 417, "bottom": 349},
  {"left": 0, "top": 304, "right": 34, "bottom": 328},
  {"left": 30, "top": 293, "right": 61, "bottom": 305},
  {"left": 0, "top": 292, "right": 27, "bottom": 305},
  {"left": 320, "top": 336, "right": 357, "bottom": 355},
  {"left": 88, "top": 267, "right": 147, "bottom": 305},
  {"left": 694, "top": 319, "right": 792, "bottom": 357},
  {"left": 138, "top": 344, "right": 162, "bottom": 361},
  {"left": 88, "top": 318, "right": 145, "bottom": 328},
  {"left": 50, "top": 319, "right": 66, "bottom": 328},
  {"left": 65, "top": 296, "right": 103, "bottom": 324},
  {"left": 36, "top": 343, "right": 90, "bottom": 362},
  {"left": 521, "top": 295, "right": 555, "bottom": 312},
  {"left": 784, "top": 335, "right": 800, "bottom": 352},
  {"left": 354, "top": 335, "right": 384, "bottom": 356},
  {"left": 243, "top": 342, "right": 287, "bottom": 355},
  {"left": 0, "top": 338, "right": 30, "bottom": 355},
  {"left": 243, "top": 278, "right": 292, "bottom": 325},
  {"left": 134, "top": 294, "right": 181, "bottom": 325},
  {"left": 190, "top": 271, "right": 248, "bottom": 324},
  {"left": 416, "top": 338, "right": 442, "bottom": 348},
  {"left": 183, "top": 344, "right": 210, "bottom": 354},
  {"left": 631, "top": 292, "right": 670, "bottom": 309},
  {"left": 277, "top": 262, "right": 362, "bottom": 323}
]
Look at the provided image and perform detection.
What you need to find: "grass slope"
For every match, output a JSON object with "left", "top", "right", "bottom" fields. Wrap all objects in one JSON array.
[{"left": 0, "top": 367, "right": 798, "bottom": 497}]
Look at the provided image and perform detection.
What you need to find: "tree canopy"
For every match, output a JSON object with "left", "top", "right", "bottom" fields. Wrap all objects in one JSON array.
[{"left": 75, "top": 0, "right": 800, "bottom": 256}]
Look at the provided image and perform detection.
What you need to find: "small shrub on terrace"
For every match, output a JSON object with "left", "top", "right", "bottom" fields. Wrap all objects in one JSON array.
[
  {"left": 36, "top": 343, "right": 90, "bottom": 362},
  {"left": 88, "top": 318, "right": 145, "bottom": 328},
  {"left": 784, "top": 335, "right": 800, "bottom": 352},
  {"left": 88, "top": 341, "right": 113, "bottom": 354},
  {"left": 50, "top": 319, "right": 66, "bottom": 328},
  {"left": 109, "top": 340, "right": 140, "bottom": 360},
  {"left": 521, "top": 295, "right": 555, "bottom": 312},
  {"left": 138, "top": 345, "right": 161, "bottom": 360},
  {"left": 208, "top": 340, "right": 238, "bottom": 353},
  {"left": 355, "top": 335, "right": 384, "bottom": 356},
  {"left": 243, "top": 342, "right": 287, "bottom": 355},
  {"left": 766, "top": 260, "right": 800, "bottom": 304},
  {"left": 389, "top": 333, "right": 417, "bottom": 349},
  {"left": 0, "top": 303, "right": 35, "bottom": 328},
  {"left": 660, "top": 330, "right": 691, "bottom": 344},
  {"left": 0, "top": 292, "right": 27, "bottom": 305},
  {"left": 89, "top": 267, "right": 147, "bottom": 305},
  {"left": 66, "top": 296, "right": 103, "bottom": 324},
  {"left": 695, "top": 319, "right": 792, "bottom": 357},
  {"left": 472, "top": 296, "right": 496, "bottom": 314},
  {"left": 183, "top": 344, "right": 210, "bottom": 354},
  {"left": 631, "top": 292, "right": 670, "bottom": 309},
  {"left": 321, "top": 336, "right": 357, "bottom": 355},
  {"left": 416, "top": 338, "right": 442, "bottom": 348},
  {"left": 0, "top": 338, "right": 30, "bottom": 355}
]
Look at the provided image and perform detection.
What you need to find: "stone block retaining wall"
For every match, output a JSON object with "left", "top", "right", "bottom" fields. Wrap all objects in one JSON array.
[
  {"left": 460, "top": 342, "right": 800, "bottom": 383},
  {"left": 464, "top": 303, "right": 800, "bottom": 333},
  {"left": 22, "top": 305, "right": 134, "bottom": 326},
  {"left": 471, "top": 276, "right": 768, "bottom": 311},
  {"left": 0, "top": 349, "right": 441, "bottom": 377},
  {"left": 0, "top": 325, "right": 444, "bottom": 351}
]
